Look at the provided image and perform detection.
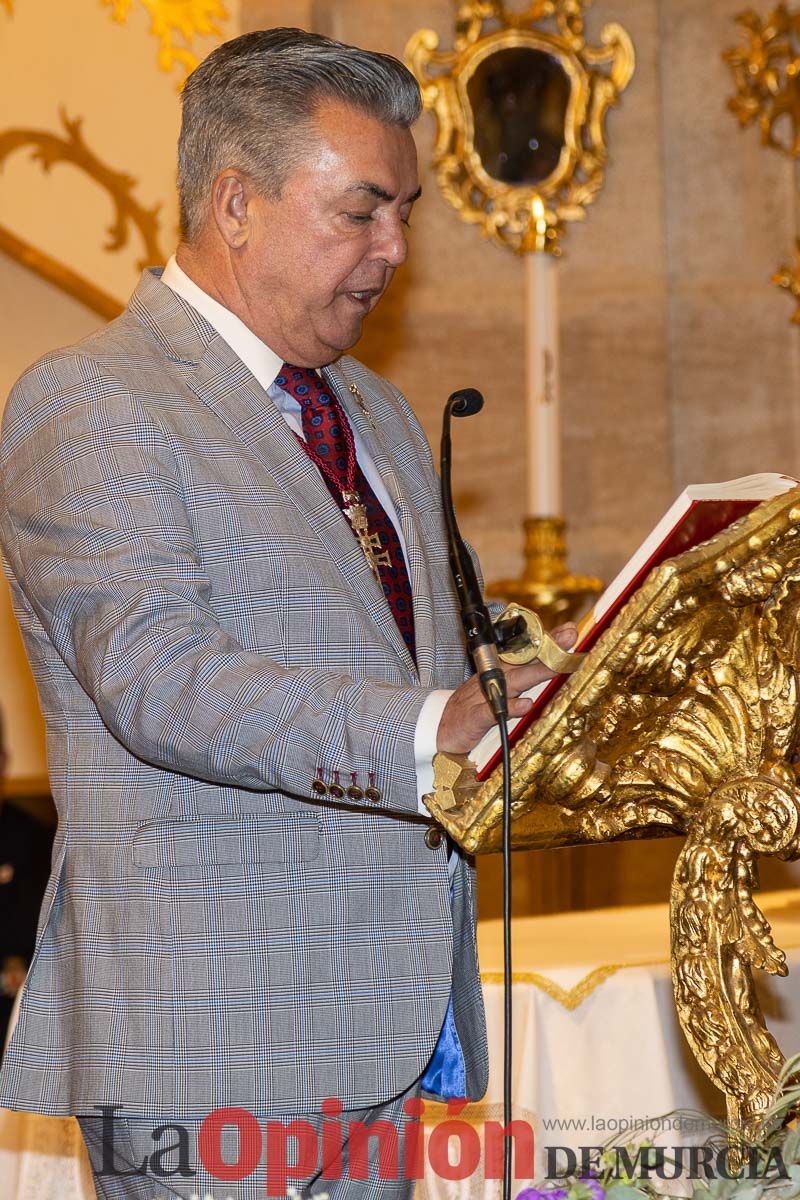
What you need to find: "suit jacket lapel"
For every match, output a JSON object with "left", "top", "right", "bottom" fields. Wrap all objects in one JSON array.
[
  {"left": 131, "top": 270, "right": 433, "bottom": 683},
  {"left": 190, "top": 343, "right": 423, "bottom": 682},
  {"left": 324, "top": 360, "right": 438, "bottom": 690}
]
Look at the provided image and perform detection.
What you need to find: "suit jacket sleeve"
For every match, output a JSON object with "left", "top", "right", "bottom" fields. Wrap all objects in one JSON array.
[{"left": 1, "top": 352, "right": 433, "bottom": 810}]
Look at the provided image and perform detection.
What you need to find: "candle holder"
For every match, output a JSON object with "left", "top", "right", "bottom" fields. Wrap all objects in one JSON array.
[
  {"left": 487, "top": 516, "right": 603, "bottom": 629},
  {"left": 407, "top": 0, "right": 633, "bottom": 633}
]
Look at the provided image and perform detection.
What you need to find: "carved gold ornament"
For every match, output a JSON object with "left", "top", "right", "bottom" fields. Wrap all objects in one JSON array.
[
  {"left": 724, "top": 6, "right": 800, "bottom": 323},
  {"left": 724, "top": 5, "right": 800, "bottom": 158},
  {"left": 425, "top": 490, "right": 800, "bottom": 1133},
  {"left": 774, "top": 238, "right": 800, "bottom": 323},
  {"left": 102, "top": 0, "right": 228, "bottom": 82},
  {"left": 405, "top": 0, "right": 635, "bottom": 254},
  {"left": 0, "top": 110, "right": 164, "bottom": 317}
]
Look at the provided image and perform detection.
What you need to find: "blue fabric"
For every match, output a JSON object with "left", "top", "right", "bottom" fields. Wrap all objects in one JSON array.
[
  {"left": 420, "top": 880, "right": 466, "bottom": 1099},
  {"left": 421, "top": 991, "right": 466, "bottom": 1099}
]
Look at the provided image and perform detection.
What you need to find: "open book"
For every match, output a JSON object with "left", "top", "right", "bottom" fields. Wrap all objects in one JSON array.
[{"left": 473, "top": 473, "right": 799, "bottom": 781}]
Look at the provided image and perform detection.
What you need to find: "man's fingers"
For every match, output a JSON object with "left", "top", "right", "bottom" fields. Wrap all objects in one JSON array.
[
  {"left": 438, "top": 625, "right": 581, "bottom": 753},
  {"left": 552, "top": 622, "right": 579, "bottom": 649}
]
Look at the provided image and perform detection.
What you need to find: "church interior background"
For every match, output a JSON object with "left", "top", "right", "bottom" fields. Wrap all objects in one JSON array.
[
  {"left": 2, "top": 0, "right": 800, "bottom": 923},
  {"left": 5, "top": 5, "right": 800, "bottom": 1195}
]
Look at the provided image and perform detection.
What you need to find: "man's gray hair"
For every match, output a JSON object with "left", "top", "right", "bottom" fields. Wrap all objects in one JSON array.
[{"left": 178, "top": 27, "right": 422, "bottom": 241}]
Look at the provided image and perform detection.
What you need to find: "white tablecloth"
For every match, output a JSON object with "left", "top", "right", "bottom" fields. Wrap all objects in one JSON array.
[
  {"left": 421, "top": 890, "right": 800, "bottom": 1198},
  {"left": 3, "top": 890, "right": 800, "bottom": 1199}
]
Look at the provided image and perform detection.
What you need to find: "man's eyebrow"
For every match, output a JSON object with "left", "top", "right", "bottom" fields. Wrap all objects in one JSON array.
[{"left": 346, "top": 182, "right": 423, "bottom": 204}]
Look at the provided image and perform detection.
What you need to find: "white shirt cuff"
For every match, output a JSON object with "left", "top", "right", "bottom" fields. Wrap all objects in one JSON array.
[{"left": 414, "top": 689, "right": 453, "bottom": 815}]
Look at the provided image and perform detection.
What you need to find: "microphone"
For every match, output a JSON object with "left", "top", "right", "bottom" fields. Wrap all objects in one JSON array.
[
  {"left": 441, "top": 389, "right": 508, "bottom": 720},
  {"left": 450, "top": 388, "right": 484, "bottom": 418}
]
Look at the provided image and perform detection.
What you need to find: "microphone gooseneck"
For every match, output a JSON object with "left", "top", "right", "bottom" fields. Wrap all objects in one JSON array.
[{"left": 441, "top": 390, "right": 508, "bottom": 720}]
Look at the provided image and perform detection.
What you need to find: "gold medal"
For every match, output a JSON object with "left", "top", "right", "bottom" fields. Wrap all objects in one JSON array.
[{"left": 342, "top": 491, "right": 392, "bottom": 582}]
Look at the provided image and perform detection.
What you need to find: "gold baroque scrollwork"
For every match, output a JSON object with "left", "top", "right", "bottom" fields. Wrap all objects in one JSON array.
[
  {"left": 671, "top": 775, "right": 798, "bottom": 1131},
  {"left": 0, "top": 110, "right": 164, "bottom": 316},
  {"left": 0, "top": 110, "right": 164, "bottom": 268},
  {"left": 103, "top": 0, "right": 228, "bottom": 82},
  {"left": 723, "top": 6, "right": 800, "bottom": 324},
  {"left": 774, "top": 239, "right": 800, "bottom": 324},
  {"left": 405, "top": 0, "right": 634, "bottom": 254},
  {"left": 724, "top": 5, "right": 800, "bottom": 158},
  {"left": 426, "top": 490, "right": 800, "bottom": 1133}
]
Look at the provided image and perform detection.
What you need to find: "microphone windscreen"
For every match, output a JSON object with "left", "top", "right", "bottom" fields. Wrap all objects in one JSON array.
[{"left": 449, "top": 389, "right": 484, "bottom": 418}]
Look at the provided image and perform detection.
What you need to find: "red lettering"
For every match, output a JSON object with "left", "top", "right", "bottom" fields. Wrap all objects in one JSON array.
[
  {"left": 402, "top": 1098, "right": 426, "bottom": 1180},
  {"left": 264, "top": 1119, "right": 319, "bottom": 1197},
  {"left": 428, "top": 1117, "right": 481, "bottom": 1181},
  {"left": 320, "top": 1098, "right": 344, "bottom": 1181},
  {"left": 484, "top": 1119, "right": 535, "bottom": 1180},
  {"left": 198, "top": 1107, "right": 261, "bottom": 1182}
]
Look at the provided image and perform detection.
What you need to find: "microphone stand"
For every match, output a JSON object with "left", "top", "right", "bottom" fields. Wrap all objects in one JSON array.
[{"left": 441, "top": 389, "right": 514, "bottom": 1200}]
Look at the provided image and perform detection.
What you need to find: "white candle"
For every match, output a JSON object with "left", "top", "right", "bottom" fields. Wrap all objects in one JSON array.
[{"left": 525, "top": 201, "right": 562, "bottom": 517}]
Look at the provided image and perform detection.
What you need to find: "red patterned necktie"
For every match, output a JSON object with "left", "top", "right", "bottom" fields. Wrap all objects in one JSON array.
[{"left": 276, "top": 364, "right": 416, "bottom": 663}]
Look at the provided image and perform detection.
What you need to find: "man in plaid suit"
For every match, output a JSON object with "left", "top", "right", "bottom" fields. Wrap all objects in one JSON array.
[{"left": 0, "top": 28, "right": 571, "bottom": 1198}]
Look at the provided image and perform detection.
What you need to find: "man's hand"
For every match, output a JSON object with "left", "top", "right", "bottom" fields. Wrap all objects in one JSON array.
[{"left": 436, "top": 623, "right": 579, "bottom": 755}]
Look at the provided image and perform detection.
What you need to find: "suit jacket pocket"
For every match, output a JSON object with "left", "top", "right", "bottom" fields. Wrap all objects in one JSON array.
[{"left": 132, "top": 812, "right": 321, "bottom": 868}]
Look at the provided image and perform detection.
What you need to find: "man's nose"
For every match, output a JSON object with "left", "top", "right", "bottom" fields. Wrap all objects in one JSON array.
[{"left": 374, "top": 218, "right": 408, "bottom": 268}]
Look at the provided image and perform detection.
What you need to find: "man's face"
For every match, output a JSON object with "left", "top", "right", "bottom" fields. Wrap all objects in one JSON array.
[{"left": 233, "top": 98, "right": 421, "bottom": 367}]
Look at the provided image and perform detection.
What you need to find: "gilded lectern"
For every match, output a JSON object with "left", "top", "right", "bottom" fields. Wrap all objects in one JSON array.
[{"left": 424, "top": 490, "right": 800, "bottom": 1134}]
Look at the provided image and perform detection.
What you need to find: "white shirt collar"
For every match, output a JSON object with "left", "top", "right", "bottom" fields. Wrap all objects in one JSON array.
[{"left": 161, "top": 254, "right": 284, "bottom": 394}]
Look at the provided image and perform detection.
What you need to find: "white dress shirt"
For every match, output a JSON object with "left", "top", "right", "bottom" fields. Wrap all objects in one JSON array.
[{"left": 160, "top": 256, "right": 452, "bottom": 826}]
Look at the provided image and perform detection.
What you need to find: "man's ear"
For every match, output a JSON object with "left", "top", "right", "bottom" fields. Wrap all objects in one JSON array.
[{"left": 211, "top": 170, "right": 253, "bottom": 248}]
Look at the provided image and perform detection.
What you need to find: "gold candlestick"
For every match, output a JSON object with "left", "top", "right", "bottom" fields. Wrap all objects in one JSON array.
[{"left": 487, "top": 516, "right": 603, "bottom": 630}]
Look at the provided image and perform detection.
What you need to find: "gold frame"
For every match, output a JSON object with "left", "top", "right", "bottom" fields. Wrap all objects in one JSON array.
[{"left": 405, "top": 0, "right": 635, "bottom": 254}]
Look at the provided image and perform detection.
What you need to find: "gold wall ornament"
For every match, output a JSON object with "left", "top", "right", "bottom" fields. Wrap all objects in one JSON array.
[
  {"left": 102, "top": 0, "right": 228, "bottom": 82},
  {"left": 0, "top": 225, "right": 123, "bottom": 321},
  {"left": 723, "top": 6, "right": 800, "bottom": 324},
  {"left": 0, "top": 109, "right": 165, "bottom": 295},
  {"left": 424, "top": 489, "right": 800, "bottom": 1133},
  {"left": 723, "top": 5, "right": 800, "bottom": 159},
  {"left": 405, "top": 0, "right": 635, "bottom": 254},
  {"left": 774, "top": 239, "right": 800, "bottom": 323}
]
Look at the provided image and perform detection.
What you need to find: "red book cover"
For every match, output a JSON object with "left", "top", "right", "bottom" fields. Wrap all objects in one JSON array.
[{"left": 475, "top": 497, "right": 766, "bottom": 782}]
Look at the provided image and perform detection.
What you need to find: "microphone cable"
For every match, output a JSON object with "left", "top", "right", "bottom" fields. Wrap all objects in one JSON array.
[
  {"left": 441, "top": 388, "right": 514, "bottom": 1200},
  {"left": 500, "top": 715, "right": 513, "bottom": 1200}
]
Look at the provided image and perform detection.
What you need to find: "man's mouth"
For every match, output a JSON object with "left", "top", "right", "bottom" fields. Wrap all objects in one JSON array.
[{"left": 343, "top": 288, "right": 382, "bottom": 311}]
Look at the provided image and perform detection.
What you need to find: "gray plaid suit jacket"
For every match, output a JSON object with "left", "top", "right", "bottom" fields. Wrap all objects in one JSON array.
[{"left": 0, "top": 269, "right": 489, "bottom": 1118}]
